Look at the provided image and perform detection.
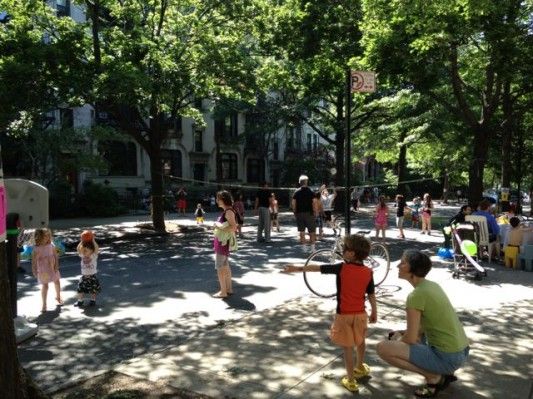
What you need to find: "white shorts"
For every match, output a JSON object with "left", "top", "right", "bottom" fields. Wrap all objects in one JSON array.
[{"left": 396, "top": 216, "right": 405, "bottom": 228}]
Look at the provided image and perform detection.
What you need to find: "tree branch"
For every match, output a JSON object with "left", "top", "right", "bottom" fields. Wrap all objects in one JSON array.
[{"left": 448, "top": 43, "right": 479, "bottom": 128}]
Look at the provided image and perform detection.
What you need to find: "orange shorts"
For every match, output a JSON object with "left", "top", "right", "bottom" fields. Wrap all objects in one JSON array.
[{"left": 330, "top": 313, "right": 368, "bottom": 347}]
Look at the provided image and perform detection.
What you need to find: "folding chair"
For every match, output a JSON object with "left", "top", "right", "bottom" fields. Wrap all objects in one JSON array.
[{"left": 465, "top": 215, "right": 500, "bottom": 263}]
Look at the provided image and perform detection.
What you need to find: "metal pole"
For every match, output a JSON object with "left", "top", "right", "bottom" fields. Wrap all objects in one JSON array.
[{"left": 345, "top": 69, "right": 352, "bottom": 236}]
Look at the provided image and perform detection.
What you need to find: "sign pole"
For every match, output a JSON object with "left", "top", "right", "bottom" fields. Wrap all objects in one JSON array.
[
  {"left": 345, "top": 69, "right": 352, "bottom": 236},
  {"left": 344, "top": 69, "right": 376, "bottom": 236}
]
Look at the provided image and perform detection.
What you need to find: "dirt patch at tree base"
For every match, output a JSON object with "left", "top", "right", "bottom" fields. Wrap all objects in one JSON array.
[{"left": 52, "top": 371, "right": 213, "bottom": 399}]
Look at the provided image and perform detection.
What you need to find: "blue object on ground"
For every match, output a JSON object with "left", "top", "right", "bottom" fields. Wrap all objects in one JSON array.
[{"left": 437, "top": 247, "right": 454, "bottom": 259}]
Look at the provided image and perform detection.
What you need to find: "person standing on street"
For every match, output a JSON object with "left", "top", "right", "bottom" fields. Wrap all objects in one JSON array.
[
  {"left": 292, "top": 175, "right": 317, "bottom": 252},
  {"left": 255, "top": 182, "right": 273, "bottom": 243},
  {"left": 321, "top": 185, "right": 338, "bottom": 235},
  {"left": 176, "top": 187, "right": 187, "bottom": 214},
  {"left": 212, "top": 191, "right": 237, "bottom": 298}
]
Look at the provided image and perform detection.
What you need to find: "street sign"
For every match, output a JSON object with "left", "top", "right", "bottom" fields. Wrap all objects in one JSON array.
[{"left": 351, "top": 71, "right": 376, "bottom": 93}]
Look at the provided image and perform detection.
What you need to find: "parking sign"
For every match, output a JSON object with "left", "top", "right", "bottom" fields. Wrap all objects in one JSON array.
[{"left": 351, "top": 71, "right": 376, "bottom": 93}]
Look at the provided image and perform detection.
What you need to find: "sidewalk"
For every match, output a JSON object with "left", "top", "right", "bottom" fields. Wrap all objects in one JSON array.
[{"left": 114, "top": 295, "right": 533, "bottom": 398}]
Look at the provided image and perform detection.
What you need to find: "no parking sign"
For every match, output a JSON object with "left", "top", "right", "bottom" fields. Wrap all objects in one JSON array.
[{"left": 351, "top": 71, "right": 376, "bottom": 93}]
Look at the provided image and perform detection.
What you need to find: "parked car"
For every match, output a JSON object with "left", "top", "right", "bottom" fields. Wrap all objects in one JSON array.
[
  {"left": 482, "top": 188, "right": 498, "bottom": 204},
  {"left": 482, "top": 188, "right": 530, "bottom": 204}
]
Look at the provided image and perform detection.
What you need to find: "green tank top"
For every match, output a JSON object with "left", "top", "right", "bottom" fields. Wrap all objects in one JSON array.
[{"left": 406, "top": 279, "right": 469, "bottom": 353}]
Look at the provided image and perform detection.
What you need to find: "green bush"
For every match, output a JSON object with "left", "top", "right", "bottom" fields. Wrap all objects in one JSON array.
[
  {"left": 49, "top": 179, "right": 76, "bottom": 218},
  {"left": 76, "top": 181, "right": 127, "bottom": 217}
]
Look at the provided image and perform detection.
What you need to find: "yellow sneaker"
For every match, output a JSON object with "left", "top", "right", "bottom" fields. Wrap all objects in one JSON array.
[
  {"left": 341, "top": 376, "right": 359, "bottom": 392},
  {"left": 353, "top": 363, "right": 371, "bottom": 379}
]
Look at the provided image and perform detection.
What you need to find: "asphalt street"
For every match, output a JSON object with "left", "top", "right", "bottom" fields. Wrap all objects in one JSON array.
[{"left": 15, "top": 204, "right": 533, "bottom": 397}]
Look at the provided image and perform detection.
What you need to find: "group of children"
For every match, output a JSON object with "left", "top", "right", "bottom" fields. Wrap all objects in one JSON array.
[
  {"left": 373, "top": 193, "right": 434, "bottom": 240},
  {"left": 31, "top": 228, "right": 101, "bottom": 312}
]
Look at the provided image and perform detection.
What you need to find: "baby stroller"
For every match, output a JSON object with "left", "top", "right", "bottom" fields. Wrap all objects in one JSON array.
[{"left": 451, "top": 222, "right": 487, "bottom": 280}]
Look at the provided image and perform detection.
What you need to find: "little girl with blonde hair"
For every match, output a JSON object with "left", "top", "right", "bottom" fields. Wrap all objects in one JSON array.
[{"left": 32, "top": 228, "right": 62, "bottom": 312}]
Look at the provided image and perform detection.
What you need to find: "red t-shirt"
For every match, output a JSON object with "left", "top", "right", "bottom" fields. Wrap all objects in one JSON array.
[{"left": 320, "top": 262, "right": 375, "bottom": 314}]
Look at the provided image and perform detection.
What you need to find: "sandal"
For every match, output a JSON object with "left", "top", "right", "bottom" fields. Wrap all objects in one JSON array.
[
  {"left": 414, "top": 375, "right": 448, "bottom": 398},
  {"left": 341, "top": 376, "right": 359, "bottom": 392},
  {"left": 353, "top": 363, "right": 371, "bottom": 379}
]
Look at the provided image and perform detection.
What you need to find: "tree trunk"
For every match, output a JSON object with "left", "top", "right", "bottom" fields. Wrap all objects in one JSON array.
[
  {"left": 334, "top": 92, "right": 344, "bottom": 186},
  {"left": 501, "top": 80, "right": 512, "bottom": 188},
  {"left": 442, "top": 171, "right": 449, "bottom": 204},
  {"left": 215, "top": 128, "right": 222, "bottom": 185},
  {"left": 468, "top": 127, "right": 490, "bottom": 203},
  {"left": 0, "top": 242, "right": 20, "bottom": 398},
  {"left": 149, "top": 150, "right": 166, "bottom": 232},
  {"left": 396, "top": 130, "right": 407, "bottom": 195}
]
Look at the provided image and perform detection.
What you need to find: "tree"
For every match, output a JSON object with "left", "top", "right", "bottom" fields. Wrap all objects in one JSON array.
[
  {"left": 80, "top": 0, "right": 259, "bottom": 232},
  {"left": 254, "top": 0, "right": 370, "bottom": 186},
  {"left": 0, "top": 1, "right": 78, "bottom": 396},
  {"left": 355, "top": 89, "right": 471, "bottom": 196},
  {"left": 361, "top": 0, "right": 532, "bottom": 201}
]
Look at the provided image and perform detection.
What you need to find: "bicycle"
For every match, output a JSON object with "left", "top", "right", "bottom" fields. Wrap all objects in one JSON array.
[{"left": 303, "top": 229, "right": 391, "bottom": 298}]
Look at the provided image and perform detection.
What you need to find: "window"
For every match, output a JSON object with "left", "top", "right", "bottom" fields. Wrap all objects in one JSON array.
[
  {"left": 194, "top": 129, "right": 203, "bottom": 152},
  {"left": 313, "top": 134, "right": 318, "bottom": 150},
  {"left": 221, "top": 153, "right": 238, "bottom": 180},
  {"left": 161, "top": 149, "right": 182, "bottom": 177},
  {"left": 247, "top": 158, "right": 264, "bottom": 183},
  {"left": 56, "top": 0, "right": 70, "bottom": 17},
  {"left": 307, "top": 134, "right": 312, "bottom": 151},
  {"left": 60, "top": 108, "right": 73, "bottom": 130},
  {"left": 167, "top": 116, "right": 182, "bottom": 138},
  {"left": 193, "top": 163, "right": 206, "bottom": 182},
  {"left": 287, "top": 128, "right": 294, "bottom": 149},
  {"left": 98, "top": 141, "right": 137, "bottom": 176},
  {"left": 273, "top": 139, "right": 279, "bottom": 160},
  {"left": 194, "top": 99, "right": 203, "bottom": 110},
  {"left": 215, "top": 113, "right": 238, "bottom": 139}
]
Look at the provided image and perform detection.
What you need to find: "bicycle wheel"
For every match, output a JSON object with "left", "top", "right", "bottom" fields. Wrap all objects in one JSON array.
[
  {"left": 365, "top": 243, "right": 390, "bottom": 286},
  {"left": 303, "top": 249, "right": 342, "bottom": 298}
]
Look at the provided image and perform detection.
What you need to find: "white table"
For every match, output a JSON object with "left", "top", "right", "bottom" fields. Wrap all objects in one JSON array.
[
  {"left": 499, "top": 224, "right": 511, "bottom": 247},
  {"left": 523, "top": 230, "right": 533, "bottom": 246},
  {"left": 500, "top": 223, "right": 533, "bottom": 252}
]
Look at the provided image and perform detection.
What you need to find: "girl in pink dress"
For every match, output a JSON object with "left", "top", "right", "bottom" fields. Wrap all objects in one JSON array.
[
  {"left": 374, "top": 195, "right": 389, "bottom": 240},
  {"left": 421, "top": 193, "right": 434, "bottom": 235},
  {"left": 31, "top": 228, "right": 62, "bottom": 312}
]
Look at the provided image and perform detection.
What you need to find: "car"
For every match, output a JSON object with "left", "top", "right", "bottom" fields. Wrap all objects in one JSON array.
[
  {"left": 482, "top": 189, "right": 499, "bottom": 204},
  {"left": 482, "top": 188, "right": 530, "bottom": 204}
]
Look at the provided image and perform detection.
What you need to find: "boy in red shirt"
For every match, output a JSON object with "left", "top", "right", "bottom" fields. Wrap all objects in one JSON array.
[{"left": 284, "top": 235, "right": 378, "bottom": 392}]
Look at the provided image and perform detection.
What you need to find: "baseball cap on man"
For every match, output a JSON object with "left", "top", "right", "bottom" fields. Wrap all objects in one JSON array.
[{"left": 298, "top": 175, "right": 309, "bottom": 184}]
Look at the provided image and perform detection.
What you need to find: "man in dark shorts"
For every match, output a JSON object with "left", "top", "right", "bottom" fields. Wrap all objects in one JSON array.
[
  {"left": 255, "top": 182, "right": 273, "bottom": 242},
  {"left": 292, "top": 175, "right": 316, "bottom": 252}
]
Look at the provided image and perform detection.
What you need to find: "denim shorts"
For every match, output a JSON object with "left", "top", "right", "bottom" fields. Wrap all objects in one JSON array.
[
  {"left": 409, "top": 344, "right": 469, "bottom": 375},
  {"left": 214, "top": 253, "right": 229, "bottom": 269}
]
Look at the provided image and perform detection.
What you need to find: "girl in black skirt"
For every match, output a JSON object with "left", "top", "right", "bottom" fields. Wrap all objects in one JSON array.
[{"left": 75, "top": 231, "right": 101, "bottom": 307}]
